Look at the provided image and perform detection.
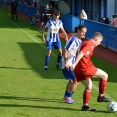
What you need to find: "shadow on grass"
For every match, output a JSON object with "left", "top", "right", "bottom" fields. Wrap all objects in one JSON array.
[
  {"left": 0, "top": 95, "right": 111, "bottom": 113},
  {"left": 17, "top": 41, "right": 117, "bottom": 82},
  {"left": 0, "top": 95, "right": 61, "bottom": 103},
  {"left": 0, "top": 103, "right": 77, "bottom": 111},
  {"left": 17, "top": 42, "right": 64, "bottom": 79},
  {"left": 0, "top": 66, "right": 32, "bottom": 70},
  {"left": 0, "top": 104, "right": 109, "bottom": 113}
]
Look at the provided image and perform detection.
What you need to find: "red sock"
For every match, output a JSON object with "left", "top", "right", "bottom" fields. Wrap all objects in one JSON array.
[
  {"left": 83, "top": 88, "right": 91, "bottom": 106},
  {"left": 99, "top": 79, "right": 107, "bottom": 98}
]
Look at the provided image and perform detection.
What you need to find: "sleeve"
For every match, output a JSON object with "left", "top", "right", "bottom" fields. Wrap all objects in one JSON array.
[
  {"left": 65, "top": 38, "right": 74, "bottom": 51},
  {"left": 80, "top": 43, "right": 94, "bottom": 57},
  {"left": 59, "top": 21, "right": 64, "bottom": 29}
]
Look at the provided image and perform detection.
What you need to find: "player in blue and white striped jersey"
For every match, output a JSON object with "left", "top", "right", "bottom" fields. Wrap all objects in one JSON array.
[
  {"left": 61, "top": 25, "right": 87, "bottom": 104},
  {"left": 42, "top": 9, "right": 68, "bottom": 71}
]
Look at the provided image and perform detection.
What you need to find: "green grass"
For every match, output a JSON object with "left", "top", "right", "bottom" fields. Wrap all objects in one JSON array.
[{"left": 0, "top": 8, "right": 117, "bottom": 117}]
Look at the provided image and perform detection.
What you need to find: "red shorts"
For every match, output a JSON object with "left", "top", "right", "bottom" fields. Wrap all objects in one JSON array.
[{"left": 74, "top": 66, "right": 98, "bottom": 82}]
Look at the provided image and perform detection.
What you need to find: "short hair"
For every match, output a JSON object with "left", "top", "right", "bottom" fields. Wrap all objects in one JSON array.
[
  {"left": 52, "top": 9, "right": 60, "bottom": 16},
  {"left": 92, "top": 32, "right": 104, "bottom": 40},
  {"left": 74, "top": 25, "right": 86, "bottom": 33}
]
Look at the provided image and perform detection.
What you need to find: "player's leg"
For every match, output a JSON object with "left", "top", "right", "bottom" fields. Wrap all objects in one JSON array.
[
  {"left": 54, "top": 41, "right": 62, "bottom": 69},
  {"left": 39, "top": 21, "right": 44, "bottom": 30},
  {"left": 39, "top": 14, "right": 44, "bottom": 30},
  {"left": 64, "top": 78, "right": 78, "bottom": 103},
  {"left": 11, "top": 10, "right": 14, "bottom": 21},
  {"left": 65, "top": 80, "right": 73, "bottom": 93},
  {"left": 44, "top": 41, "right": 52, "bottom": 71},
  {"left": 15, "top": 10, "right": 18, "bottom": 21},
  {"left": 81, "top": 79, "right": 96, "bottom": 111},
  {"left": 62, "top": 69, "right": 76, "bottom": 104},
  {"left": 64, "top": 79, "right": 77, "bottom": 99},
  {"left": 63, "top": 80, "right": 76, "bottom": 104},
  {"left": 56, "top": 49, "right": 62, "bottom": 69},
  {"left": 92, "top": 68, "right": 111, "bottom": 102},
  {"left": 63, "top": 80, "right": 73, "bottom": 99},
  {"left": 68, "top": 78, "right": 78, "bottom": 92}
]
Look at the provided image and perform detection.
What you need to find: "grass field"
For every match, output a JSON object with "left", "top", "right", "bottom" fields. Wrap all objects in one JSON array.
[{"left": 0, "top": 8, "right": 117, "bottom": 117}]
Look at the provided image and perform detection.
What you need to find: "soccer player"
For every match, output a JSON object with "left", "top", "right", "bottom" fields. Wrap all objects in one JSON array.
[
  {"left": 42, "top": 9, "right": 68, "bottom": 71},
  {"left": 9, "top": 0, "right": 18, "bottom": 21},
  {"left": 71, "top": 32, "right": 111, "bottom": 111},
  {"left": 40, "top": 4, "right": 51, "bottom": 30},
  {"left": 61, "top": 25, "right": 87, "bottom": 104}
]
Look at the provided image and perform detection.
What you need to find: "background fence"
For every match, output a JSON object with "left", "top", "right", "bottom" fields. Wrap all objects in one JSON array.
[
  {"left": 10, "top": 3, "right": 117, "bottom": 51},
  {"left": 18, "top": 4, "right": 37, "bottom": 16},
  {"left": 62, "top": 14, "right": 117, "bottom": 51}
]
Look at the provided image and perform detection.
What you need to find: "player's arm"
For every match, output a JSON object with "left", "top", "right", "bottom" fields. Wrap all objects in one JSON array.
[
  {"left": 42, "top": 22, "right": 48, "bottom": 42},
  {"left": 74, "top": 51, "right": 84, "bottom": 66},
  {"left": 42, "top": 26, "right": 46, "bottom": 42},
  {"left": 71, "top": 51, "right": 84, "bottom": 69},
  {"left": 61, "top": 28, "right": 68, "bottom": 42},
  {"left": 63, "top": 48, "right": 69, "bottom": 69}
]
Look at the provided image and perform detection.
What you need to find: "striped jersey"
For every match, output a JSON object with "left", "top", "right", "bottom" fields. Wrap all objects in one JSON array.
[
  {"left": 44, "top": 18, "right": 63, "bottom": 42},
  {"left": 61, "top": 35, "right": 82, "bottom": 68}
]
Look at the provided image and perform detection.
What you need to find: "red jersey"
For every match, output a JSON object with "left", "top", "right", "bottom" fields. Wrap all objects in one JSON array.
[{"left": 74, "top": 39, "right": 97, "bottom": 81}]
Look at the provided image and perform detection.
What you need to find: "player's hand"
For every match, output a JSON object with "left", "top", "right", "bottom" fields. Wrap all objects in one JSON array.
[
  {"left": 70, "top": 64, "right": 75, "bottom": 70},
  {"left": 64, "top": 62, "right": 69, "bottom": 70},
  {"left": 65, "top": 37, "right": 68, "bottom": 42}
]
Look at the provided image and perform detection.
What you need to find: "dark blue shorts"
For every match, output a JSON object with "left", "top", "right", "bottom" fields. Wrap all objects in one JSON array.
[
  {"left": 46, "top": 41, "right": 62, "bottom": 50},
  {"left": 62, "top": 69, "right": 76, "bottom": 80}
]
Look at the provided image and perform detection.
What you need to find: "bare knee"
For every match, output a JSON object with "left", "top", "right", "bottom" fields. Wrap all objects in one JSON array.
[
  {"left": 69, "top": 80, "right": 73, "bottom": 84},
  {"left": 47, "top": 50, "right": 51, "bottom": 56},
  {"left": 82, "top": 79, "right": 93, "bottom": 90},
  {"left": 72, "top": 78, "right": 78, "bottom": 84},
  {"left": 85, "top": 82, "right": 92, "bottom": 90},
  {"left": 102, "top": 72, "right": 108, "bottom": 81}
]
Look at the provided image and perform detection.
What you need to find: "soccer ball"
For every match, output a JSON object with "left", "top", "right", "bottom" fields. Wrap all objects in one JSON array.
[{"left": 107, "top": 101, "right": 117, "bottom": 112}]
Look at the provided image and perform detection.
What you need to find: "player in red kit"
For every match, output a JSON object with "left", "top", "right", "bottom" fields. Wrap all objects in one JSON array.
[{"left": 71, "top": 32, "right": 111, "bottom": 111}]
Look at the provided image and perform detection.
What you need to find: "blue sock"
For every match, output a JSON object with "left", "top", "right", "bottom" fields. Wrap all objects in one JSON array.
[
  {"left": 67, "top": 92, "right": 73, "bottom": 98},
  {"left": 64, "top": 91, "right": 68, "bottom": 97},
  {"left": 57, "top": 54, "right": 62, "bottom": 64},
  {"left": 64, "top": 91, "right": 73, "bottom": 98},
  {"left": 45, "top": 55, "right": 50, "bottom": 66}
]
